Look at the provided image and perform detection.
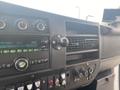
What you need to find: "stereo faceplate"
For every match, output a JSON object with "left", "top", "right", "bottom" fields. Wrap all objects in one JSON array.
[{"left": 0, "top": 35, "right": 50, "bottom": 77}]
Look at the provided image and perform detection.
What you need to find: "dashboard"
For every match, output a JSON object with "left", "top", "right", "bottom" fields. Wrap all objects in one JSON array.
[{"left": 0, "top": 1, "right": 119, "bottom": 90}]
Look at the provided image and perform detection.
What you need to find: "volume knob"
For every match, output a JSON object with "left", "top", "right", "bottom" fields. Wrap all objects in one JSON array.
[
  {"left": 0, "top": 20, "right": 6, "bottom": 30},
  {"left": 60, "top": 36, "right": 69, "bottom": 47},
  {"left": 36, "top": 23, "right": 46, "bottom": 31},
  {"left": 17, "top": 19, "right": 28, "bottom": 30},
  {"left": 52, "top": 35, "right": 69, "bottom": 50},
  {"left": 15, "top": 58, "right": 29, "bottom": 71}
]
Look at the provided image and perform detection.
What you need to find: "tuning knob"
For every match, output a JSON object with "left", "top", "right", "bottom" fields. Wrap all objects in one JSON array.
[
  {"left": 17, "top": 19, "right": 28, "bottom": 30},
  {"left": 15, "top": 58, "right": 29, "bottom": 71},
  {"left": 36, "top": 23, "right": 46, "bottom": 31},
  {"left": 0, "top": 20, "right": 6, "bottom": 30},
  {"left": 52, "top": 35, "right": 69, "bottom": 50},
  {"left": 82, "top": 70, "right": 89, "bottom": 77}
]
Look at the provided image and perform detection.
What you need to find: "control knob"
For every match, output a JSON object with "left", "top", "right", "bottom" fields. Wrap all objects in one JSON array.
[
  {"left": 73, "top": 67, "right": 89, "bottom": 82},
  {"left": 82, "top": 69, "right": 89, "bottom": 77},
  {"left": 52, "top": 35, "right": 69, "bottom": 50},
  {"left": 36, "top": 22, "right": 46, "bottom": 31},
  {"left": 88, "top": 64, "right": 96, "bottom": 74},
  {"left": 17, "top": 19, "right": 28, "bottom": 30},
  {"left": 0, "top": 20, "right": 6, "bottom": 30},
  {"left": 73, "top": 68, "right": 81, "bottom": 82},
  {"left": 15, "top": 58, "right": 29, "bottom": 71}
]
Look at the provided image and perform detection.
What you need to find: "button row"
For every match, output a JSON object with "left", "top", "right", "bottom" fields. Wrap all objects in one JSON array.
[
  {"left": 47, "top": 73, "right": 67, "bottom": 89},
  {"left": 0, "top": 58, "right": 48, "bottom": 70},
  {"left": 6, "top": 73, "right": 66, "bottom": 90},
  {"left": 0, "top": 48, "right": 48, "bottom": 54},
  {"left": 0, "top": 63, "right": 13, "bottom": 69},
  {"left": 6, "top": 80, "right": 41, "bottom": 90},
  {"left": 30, "top": 58, "right": 49, "bottom": 65}
]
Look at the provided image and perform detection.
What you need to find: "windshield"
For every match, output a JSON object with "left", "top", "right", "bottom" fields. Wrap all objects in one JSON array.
[{"left": 1, "top": 0, "right": 120, "bottom": 23}]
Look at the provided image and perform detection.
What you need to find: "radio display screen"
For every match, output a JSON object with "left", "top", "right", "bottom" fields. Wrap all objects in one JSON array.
[
  {"left": 0, "top": 35, "right": 49, "bottom": 54},
  {"left": 0, "top": 41, "right": 38, "bottom": 49}
]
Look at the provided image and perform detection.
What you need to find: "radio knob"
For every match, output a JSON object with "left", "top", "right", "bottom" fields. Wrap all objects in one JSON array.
[
  {"left": 52, "top": 35, "right": 69, "bottom": 50},
  {"left": 83, "top": 70, "right": 89, "bottom": 77},
  {"left": 73, "top": 68, "right": 82, "bottom": 82},
  {"left": 36, "top": 23, "right": 46, "bottom": 31},
  {"left": 17, "top": 19, "right": 28, "bottom": 30},
  {"left": 88, "top": 67, "right": 94, "bottom": 74},
  {"left": 61, "top": 36, "right": 69, "bottom": 47},
  {"left": 15, "top": 58, "right": 29, "bottom": 71},
  {"left": 0, "top": 20, "right": 6, "bottom": 30}
]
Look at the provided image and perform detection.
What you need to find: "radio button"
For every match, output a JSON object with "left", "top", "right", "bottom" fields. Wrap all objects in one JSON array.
[
  {"left": 26, "top": 84, "right": 33, "bottom": 90},
  {"left": 33, "top": 49, "right": 39, "bottom": 52},
  {"left": 6, "top": 89, "right": 15, "bottom": 90},
  {"left": 43, "top": 58, "right": 48, "bottom": 63},
  {"left": 3, "top": 50, "right": 9, "bottom": 54},
  {"left": 28, "top": 49, "right": 33, "bottom": 52},
  {"left": 61, "top": 80, "right": 66, "bottom": 86},
  {"left": 6, "top": 86, "right": 15, "bottom": 90},
  {"left": 10, "top": 50, "right": 16, "bottom": 53},
  {"left": 31, "top": 61, "right": 35, "bottom": 65},
  {"left": 61, "top": 73, "right": 66, "bottom": 80},
  {"left": 40, "top": 58, "right": 48, "bottom": 63},
  {"left": 36, "top": 89, "right": 40, "bottom": 90},
  {"left": 17, "top": 86, "right": 24, "bottom": 90},
  {"left": 60, "top": 73, "right": 66, "bottom": 86},
  {"left": 48, "top": 80, "right": 54, "bottom": 88},
  {"left": 23, "top": 49, "right": 28, "bottom": 53},
  {"left": 34, "top": 60, "right": 38, "bottom": 64},
  {"left": 2, "top": 64, "right": 6, "bottom": 68},
  {"left": 35, "top": 80, "right": 41, "bottom": 88},
  {"left": 41, "top": 77, "right": 47, "bottom": 90},
  {"left": 6, "top": 64, "right": 11, "bottom": 68},
  {"left": 38, "top": 60, "right": 42, "bottom": 64},
  {"left": 48, "top": 76, "right": 54, "bottom": 88},
  {"left": 55, "top": 78, "right": 60, "bottom": 87},
  {"left": 17, "top": 49, "right": 22, "bottom": 53}
]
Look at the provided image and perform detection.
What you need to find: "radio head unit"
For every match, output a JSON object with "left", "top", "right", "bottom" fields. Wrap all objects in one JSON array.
[{"left": 0, "top": 35, "right": 50, "bottom": 77}]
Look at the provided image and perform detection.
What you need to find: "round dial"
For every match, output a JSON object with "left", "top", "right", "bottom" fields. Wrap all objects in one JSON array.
[
  {"left": 17, "top": 19, "right": 28, "bottom": 30},
  {"left": 88, "top": 64, "right": 96, "bottom": 74},
  {"left": 0, "top": 20, "right": 6, "bottom": 30},
  {"left": 15, "top": 58, "right": 29, "bottom": 71},
  {"left": 52, "top": 35, "right": 69, "bottom": 50},
  {"left": 36, "top": 23, "right": 46, "bottom": 31}
]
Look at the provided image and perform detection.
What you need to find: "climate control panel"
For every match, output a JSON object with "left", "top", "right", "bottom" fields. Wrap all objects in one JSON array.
[
  {"left": 2, "top": 60, "right": 100, "bottom": 90},
  {"left": 66, "top": 60, "right": 100, "bottom": 89}
]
